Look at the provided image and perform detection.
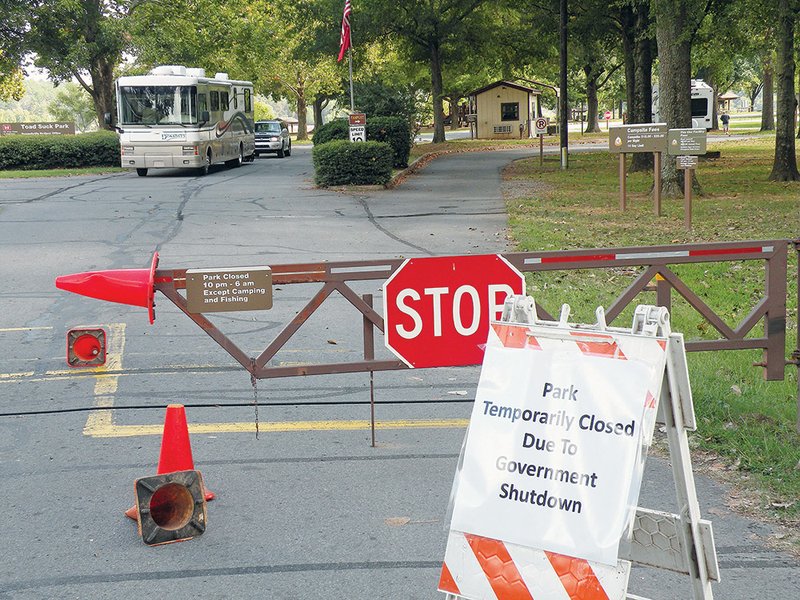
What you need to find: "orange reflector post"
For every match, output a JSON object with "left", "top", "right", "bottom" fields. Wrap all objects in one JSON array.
[{"left": 66, "top": 328, "right": 106, "bottom": 367}]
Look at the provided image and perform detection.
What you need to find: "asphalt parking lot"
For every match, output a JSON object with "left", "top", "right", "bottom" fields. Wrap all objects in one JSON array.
[{"left": 0, "top": 146, "right": 797, "bottom": 598}]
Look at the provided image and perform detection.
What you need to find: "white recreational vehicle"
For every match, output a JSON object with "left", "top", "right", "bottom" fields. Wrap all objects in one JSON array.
[
  {"left": 652, "top": 79, "right": 714, "bottom": 131},
  {"left": 115, "top": 66, "right": 255, "bottom": 176}
]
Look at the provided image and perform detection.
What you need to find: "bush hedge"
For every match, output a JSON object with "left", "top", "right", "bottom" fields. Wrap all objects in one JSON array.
[
  {"left": 0, "top": 130, "right": 120, "bottom": 170},
  {"left": 313, "top": 140, "right": 393, "bottom": 187},
  {"left": 312, "top": 119, "right": 349, "bottom": 146},
  {"left": 312, "top": 116, "right": 412, "bottom": 168}
]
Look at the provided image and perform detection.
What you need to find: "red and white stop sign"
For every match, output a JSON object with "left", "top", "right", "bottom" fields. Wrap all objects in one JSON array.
[{"left": 383, "top": 255, "right": 525, "bottom": 368}]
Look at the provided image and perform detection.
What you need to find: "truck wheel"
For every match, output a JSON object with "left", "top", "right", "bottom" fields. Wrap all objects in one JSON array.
[
  {"left": 277, "top": 144, "right": 285, "bottom": 158},
  {"left": 136, "top": 168, "right": 148, "bottom": 177}
]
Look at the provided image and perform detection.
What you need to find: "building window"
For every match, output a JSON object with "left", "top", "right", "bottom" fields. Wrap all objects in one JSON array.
[{"left": 501, "top": 102, "right": 519, "bottom": 121}]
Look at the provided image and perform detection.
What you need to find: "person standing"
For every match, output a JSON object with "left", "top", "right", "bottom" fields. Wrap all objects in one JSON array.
[{"left": 720, "top": 112, "right": 730, "bottom": 134}]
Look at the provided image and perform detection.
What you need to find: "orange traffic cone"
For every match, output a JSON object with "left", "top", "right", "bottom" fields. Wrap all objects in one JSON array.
[{"left": 125, "top": 404, "right": 215, "bottom": 520}]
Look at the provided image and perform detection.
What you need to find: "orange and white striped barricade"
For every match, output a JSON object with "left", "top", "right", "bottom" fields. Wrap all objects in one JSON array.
[
  {"left": 439, "top": 530, "right": 630, "bottom": 600},
  {"left": 440, "top": 297, "right": 718, "bottom": 600}
]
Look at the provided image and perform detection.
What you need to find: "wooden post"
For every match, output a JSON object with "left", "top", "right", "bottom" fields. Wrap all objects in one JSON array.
[
  {"left": 654, "top": 152, "right": 662, "bottom": 216},
  {"left": 684, "top": 169, "right": 693, "bottom": 230},
  {"left": 539, "top": 134, "right": 544, "bottom": 166},
  {"left": 619, "top": 153, "right": 627, "bottom": 211}
]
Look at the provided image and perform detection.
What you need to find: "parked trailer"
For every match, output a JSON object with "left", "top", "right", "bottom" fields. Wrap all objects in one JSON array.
[
  {"left": 115, "top": 65, "right": 255, "bottom": 176},
  {"left": 652, "top": 79, "right": 714, "bottom": 131}
]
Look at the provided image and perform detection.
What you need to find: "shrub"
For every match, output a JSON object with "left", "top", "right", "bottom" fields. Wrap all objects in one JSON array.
[
  {"left": 312, "top": 119, "right": 349, "bottom": 146},
  {"left": 313, "top": 140, "right": 393, "bottom": 187},
  {"left": 0, "top": 130, "right": 120, "bottom": 170},
  {"left": 368, "top": 116, "right": 412, "bottom": 168},
  {"left": 312, "top": 116, "right": 412, "bottom": 168}
]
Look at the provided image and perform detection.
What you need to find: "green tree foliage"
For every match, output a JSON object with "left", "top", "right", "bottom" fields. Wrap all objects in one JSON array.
[
  {"left": 359, "top": 0, "right": 502, "bottom": 143},
  {"left": 0, "top": 66, "right": 24, "bottom": 101},
  {"left": 48, "top": 83, "right": 97, "bottom": 132},
  {"left": 0, "top": 1, "right": 131, "bottom": 129},
  {"left": 127, "top": 0, "right": 342, "bottom": 140}
]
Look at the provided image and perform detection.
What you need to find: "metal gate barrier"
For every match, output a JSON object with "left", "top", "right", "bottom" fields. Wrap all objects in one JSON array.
[{"left": 149, "top": 239, "right": 789, "bottom": 381}]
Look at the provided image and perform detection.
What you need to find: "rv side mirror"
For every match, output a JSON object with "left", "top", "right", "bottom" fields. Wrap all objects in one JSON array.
[
  {"left": 200, "top": 111, "right": 210, "bottom": 124},
  {"left": 103, "top": 112, "right": 112, "bottom": 125}
]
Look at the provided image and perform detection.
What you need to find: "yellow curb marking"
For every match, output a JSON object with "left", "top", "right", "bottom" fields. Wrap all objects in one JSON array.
[
  {"left": 0, "top": 371, "right": 35, "bottom": 380},
  {"left": 84, "top": 418, "right": 471, "bottom": 438},
  {"left": 83, "top": 322, "right": 126, "bottom": 436},
  {"left": 0, "top": 325, "right": 466, "bottom": 438}
]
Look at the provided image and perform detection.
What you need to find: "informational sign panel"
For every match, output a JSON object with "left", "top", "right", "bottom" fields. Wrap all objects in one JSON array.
[
  {"left": 349, "top": 125, "right": 366, "bottom": 143},
  {"left": 609, "top": 124, "right": 668, "bottom": 153},
  {"left": 534, "top": 117, "right": 549, "bottom": 135},
  {"left": 185, "top": 267, "right": 272, "bottom": 313},
  {"left": 676, "top": 155, "right": 699, "bottom": 170},
  {"left": 448, "top": 323, "right": 667, "bottom": 566},
  {"left": 668, "top": 128, "right": 707, "bottom": 155},
  {"left": 383, "top": 255, "right": 524, "bottom": 369},
  {"left": 348, "top": 113, "right": 366, "bottom": 126},
  {"left": 0, "top": 122, "right": 75, "bottom": 136}
]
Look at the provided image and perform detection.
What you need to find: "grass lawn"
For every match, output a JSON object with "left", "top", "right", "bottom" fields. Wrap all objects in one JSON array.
[
  {"left": 0, "top": 166, "right": 124, "bottom": 178},
  {"left": 499, "top": 135, "right": 800, "bottom": 530}
]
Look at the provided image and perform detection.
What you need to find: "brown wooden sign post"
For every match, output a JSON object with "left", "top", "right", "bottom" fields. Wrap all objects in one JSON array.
[
  {"left": 668, "top": 129, "right": 707, "bottom": 231},
  {"left": 609, "top": 124, "right": 668, "bottom": 214}
]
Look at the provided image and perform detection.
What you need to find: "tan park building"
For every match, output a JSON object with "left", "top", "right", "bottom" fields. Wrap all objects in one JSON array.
[{"left": 467, "top": 81, "right": 541, "bottom": 140}]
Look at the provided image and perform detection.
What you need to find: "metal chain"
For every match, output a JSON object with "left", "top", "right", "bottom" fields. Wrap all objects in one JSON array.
[{"left": 250, "top": 367, "right": 259, "bottom": 439}]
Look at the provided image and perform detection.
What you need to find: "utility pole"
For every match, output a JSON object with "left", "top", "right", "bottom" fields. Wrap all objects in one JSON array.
[{"left": 560, "top": 0, "right": 569, "bottom": 169}]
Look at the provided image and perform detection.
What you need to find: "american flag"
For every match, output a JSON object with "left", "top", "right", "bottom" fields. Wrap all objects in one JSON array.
[{"left": 337, "top": 0, "right": 352, "bottom": 62}]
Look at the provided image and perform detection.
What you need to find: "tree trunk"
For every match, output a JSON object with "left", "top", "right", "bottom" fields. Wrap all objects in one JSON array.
[
  {"left": 89, "top": 58, "right": 116, "bottom": 130},
  {"left": 707, "top": 75, "right": 719, "bottom": 131},
  {"left": 630, "top": 1, "right": 654, "bottom": 172},
  {"left": 429, "top": 40, "right": 446, "bottom": 144},
  {"left": 583, "top": 66, "right": 601, "bottom": 133},
  {"left": 620, "top": 5, "right": 636, "bottom": 121},
  {"left": 654, "top": 0, "right": 697, "bottom": 197},
  {"left": 769, "top": 0, "right": 799, "bottom": 181},
  {"left": 312, "top": 97, "right": 327, "bottom": 130},
  {"left": 295, "top": 77, "right": 308, "bottom": 141},
  {"left": 761, "top": 55, "right": 774, "bottom": 131}
]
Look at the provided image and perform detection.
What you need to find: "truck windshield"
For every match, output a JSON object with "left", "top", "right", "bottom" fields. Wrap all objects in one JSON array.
[
  {"left": 119, "top": 86, "right": 197, "bottom": 125},
  {"left": 255, "top": 122, "right": 282, "bottom": 133}
]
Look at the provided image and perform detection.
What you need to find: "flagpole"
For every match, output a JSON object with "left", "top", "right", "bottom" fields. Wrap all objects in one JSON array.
[{"left": 348, "top": 48, "right": 354, "bottom": 112}]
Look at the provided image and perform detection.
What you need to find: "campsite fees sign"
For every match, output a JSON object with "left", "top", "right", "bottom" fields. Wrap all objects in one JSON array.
[
  {"left": 448, "top": 323, "right": 668, "bottom": 565},
  {"left": 609, "top": 123, "right": 668, "bottom": 153}
]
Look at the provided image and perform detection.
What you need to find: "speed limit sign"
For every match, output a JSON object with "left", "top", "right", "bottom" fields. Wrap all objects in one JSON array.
[{"left": 534, "top": 117, "right": 549, "bottom": 135}]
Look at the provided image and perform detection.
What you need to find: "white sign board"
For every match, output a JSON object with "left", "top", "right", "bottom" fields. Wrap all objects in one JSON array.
[
  {"left": 534, "top": 117, "right": 549, "bottom": 135},
  {"left": 449, "top": 323, "right": 667, "bottom": 566},
  {"left": 349, "top": 125, "right": 366, "bottom": 142}
]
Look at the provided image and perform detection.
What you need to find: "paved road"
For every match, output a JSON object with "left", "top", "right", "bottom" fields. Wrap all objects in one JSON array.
[{"left": 0, "top": 147, "right": 796, "bottom": 599}]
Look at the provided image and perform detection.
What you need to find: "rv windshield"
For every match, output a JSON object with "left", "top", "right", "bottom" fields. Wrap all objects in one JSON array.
[{"left": 119, "top": 86, "right": 197, "bottom": 126}]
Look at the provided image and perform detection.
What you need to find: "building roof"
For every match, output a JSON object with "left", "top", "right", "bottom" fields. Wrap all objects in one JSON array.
[
  {"left": 718, "top": 91, "right": 739, "bottom": 100},
  {"left": 468, "top": 80, "right": 541, "bottom": 97}
]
